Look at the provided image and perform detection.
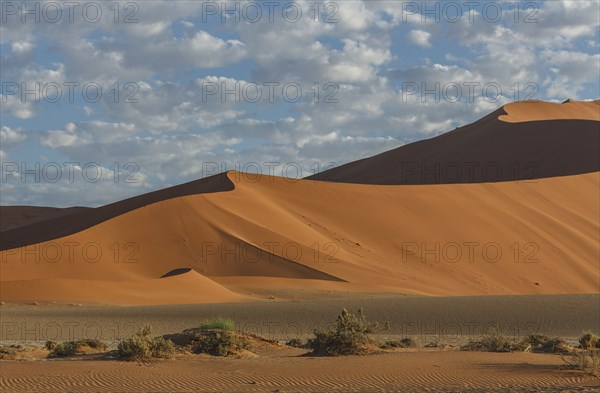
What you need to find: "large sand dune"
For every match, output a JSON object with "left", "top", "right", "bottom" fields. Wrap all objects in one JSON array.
[
  {"left": 1, "top": 171, "right": 598, "bottom": 304},
  {"left": 1, "top": 100, "right": 598, "bottom": 305},
  {"left": 307, "top": 100, "right": 600, "bottom": 185}
]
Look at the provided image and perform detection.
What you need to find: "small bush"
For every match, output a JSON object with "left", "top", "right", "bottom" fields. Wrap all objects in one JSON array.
[
  {"left": 308, "top": 308, "right": 378, "bottom": 356},
  {"left": 0, "top": 345, "right": 21, "bottom": 359},
  {"left": 286, "top": 338, "right": 306, "bottom": 348},
  {"left": 77, "top": 338, "right": 107, "bottom": 351},
  {"left": 199, "top": 317, "right": 234, "bottom": 331},
  {"left": 462, "top": 331, "right": 527, "bottom": 352},
  {"left": 381, "top": 338, "right": 417, "bottom": 349},
  {"left": 562, "top": 350, "right": 600, "bottom": 375},
  {"left": 151, "top": 337, "right": 177, "bottom": 359},
  {"left": 542, "top": 338, "right": 572, "bottom": 354},
  {"left": 50, "top": 341, "right": 80, "bottom": 357},
  {"left": 117, "top": 326, "right": 176, "bottom": 360},
  {"left": 192, "top": 330, "right": 249, "bottom": 356},
  {"left": 579, "top": 332, "right": 599, "bottom": 350},
  {"left": 44, "top": 341, "right": 58, "bottom": 351},
  {"left": 524, "top": 334, "right": 549, "bottom": 348}
]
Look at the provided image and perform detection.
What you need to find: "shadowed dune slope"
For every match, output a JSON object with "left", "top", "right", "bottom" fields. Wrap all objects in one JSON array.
[
  {"left": 0, "top": 206, "right": 90, "bottom": 231},
  {"left": 1, "top": 171, "right": 598, "bottom": 304},
  {"left": 0, "top": 172, "right": 233, "bottom": 251},
  {"left": 306, "top": 100, "right": 600, "bottom": 185}
]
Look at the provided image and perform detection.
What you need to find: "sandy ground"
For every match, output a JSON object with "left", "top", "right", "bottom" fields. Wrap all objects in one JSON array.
[
  {"left": 1, "top": 349, "right": 599, "bottom": 392},
  {"left": 1, "top": 295, "right": 597, "bottom": 344}
]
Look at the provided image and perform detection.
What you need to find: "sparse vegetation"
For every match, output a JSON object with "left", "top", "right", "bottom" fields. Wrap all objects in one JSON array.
[
  {"left": 381, "top": 337, "right": 417, "bottom": 349},
  {"left": 0, "top": 344, "right": 21, "bottom": 359},
  {"left": 308, "top": 308, "right": 379, "bottom": 356},
  {"left": 578, "top": 332, "right": 599, "bottom": 350},
  {"left": 461, "top": 331, "right": 529, "bottom": 352},
  {"left": 286, "top": 338, "right": 306, "bottom": 348},
  {"left": 192, "top": 330, "right": 249, "bottom": 356},
  {"left": 117, "top": 326, "right": 176, "bottom": 360},
  {"left": 541, "top": 338, "right": 572, "bottom": 354},
  {"left": 47, "top": 338, "right": 108, "bottom": 357},
  {"left": 49, "top": 341, "right": 80, "bottom": 357},
  {"left": 562, "top": 350, "right": 600, "bottom": 375},
  {"left": 199, "top": 317, "right": 234, "bottom": 331}
]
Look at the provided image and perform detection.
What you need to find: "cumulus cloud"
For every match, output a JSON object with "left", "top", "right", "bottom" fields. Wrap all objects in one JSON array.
[
  {"left": 407, "top": 29, "right": 432, "bottom": 47},
  {"left": 1, "top": 0, "right": 598, "bottom": 206}
]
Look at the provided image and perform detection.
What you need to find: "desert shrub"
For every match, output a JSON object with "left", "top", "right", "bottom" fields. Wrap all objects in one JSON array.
[
  {"left": 381, "top": 338, "right": 417, "bottom": 349},
  {"left": 308, "top": 308, "right": 378, "bottom": 356},
  {"left": 462, "top": 331, "right": 527, "bottom": 352},
  {"left": 192, "top": 330, "right": 248, "bottom": 356},
  {"left": 0, "top": 345, "right": 21, "bottom": 359},
  {"left": 524, "top": 334, "right": 549, "bottom": 348},
  {"left": 117, "top": 326, "right": 176, "bottom": 360},
  {"left": 50, "top": 341, "right": 80, "bottom": 357},
  {"left": 286, "top": 338, "right": 306, "bottom": 348},
  {"left": 199, "top": 317, "right": 234, "bottom": 331},
  {"left": 44, "top": 341, "right": 58, "bottom": 351},
  {"left": 77, "top": 338, "right": 107, "bottom": 351},
  {"left": 562, "top": 350, "right": 600, "bottom": 375},
  {"left": 151, "top": 337, "right": 176, "bottom": 359},
  {"left": 579, "top": 332, "right": 599, "bottom": 350},
  {"left": 542, "top": 338, "right": 572, "bottom": 354}
]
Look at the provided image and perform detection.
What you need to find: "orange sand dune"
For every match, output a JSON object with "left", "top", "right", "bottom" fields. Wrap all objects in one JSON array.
[
  {"left": 1, "top": 171, "right": 598, "bottom": 305},
  {"left": 499, "top": 99, "right": 600, "bottom": 122}
]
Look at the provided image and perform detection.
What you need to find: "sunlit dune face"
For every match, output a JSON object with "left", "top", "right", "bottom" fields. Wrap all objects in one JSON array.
[{"left": 498, "top": 100, "right": 600, "bottom": 123}]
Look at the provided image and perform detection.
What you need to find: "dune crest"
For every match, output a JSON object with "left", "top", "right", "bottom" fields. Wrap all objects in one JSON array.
[
  {"left": 1, "top": 171, "right": 598, "bottom": 305},
  {"left": 499, "top": 99, "right": 600, "bottom": 123}
]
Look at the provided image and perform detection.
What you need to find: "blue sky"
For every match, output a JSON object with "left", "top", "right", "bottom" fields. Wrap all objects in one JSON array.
[{"left": 1, "top": 0, "right": 599, "bottom": 206}]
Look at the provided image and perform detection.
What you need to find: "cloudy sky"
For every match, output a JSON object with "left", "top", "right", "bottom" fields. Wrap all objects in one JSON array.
[{"left": 1, "top": 0, "right": 599, "bottom": 206}]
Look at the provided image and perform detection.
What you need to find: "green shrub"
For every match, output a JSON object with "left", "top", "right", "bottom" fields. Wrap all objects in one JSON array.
[
  {"left": 117, "top": 326, "right": 176, "bottom": 360},
  {"left": 151, "top": 337, "right": 177, "bottom": 359},
  {"left": 308, "top": 308, "right": 378, "bottom": 356},
  {"left": 192, "top": 330, "right": 248, "bottom": 356},
  {"left": 199, "top": 317, "right": 234, "bottom": 331},
  {"left": 579, "top": 332, "right": 599, "bottom": 350}
]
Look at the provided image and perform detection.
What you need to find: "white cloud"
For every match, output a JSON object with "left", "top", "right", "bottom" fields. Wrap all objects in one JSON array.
[{"left": 407, "top": 30, "right": 432, "bottom": 48}]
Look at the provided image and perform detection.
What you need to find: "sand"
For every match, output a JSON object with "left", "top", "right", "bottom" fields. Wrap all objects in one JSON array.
[
  {"left": 1, "top": 295, "right": 597, "bottom": 343},
  {"left": 1, "top": 350, "right": 599, "bottom": 392},
  {"left": 1, "top": 171, "right": 598, "bottom": 305},
  {"left": 499, "top": 100, "right": 600, "bottom": 123}
]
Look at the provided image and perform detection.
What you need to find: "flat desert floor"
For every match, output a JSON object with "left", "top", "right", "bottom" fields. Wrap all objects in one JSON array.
[
  {"left": 1, "top": 294, "right": 599, "bottom": 392},
  {"left": 2, "top": 351, "right": 599, "bottom": 393}
]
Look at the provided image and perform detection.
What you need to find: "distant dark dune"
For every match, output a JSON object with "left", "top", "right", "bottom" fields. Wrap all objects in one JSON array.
[
  {"left": 306, "top": 108, "right": 600, "bottom": 185},
  {"left": 0, "top": 172, "right": 233, "bottom": 251}
]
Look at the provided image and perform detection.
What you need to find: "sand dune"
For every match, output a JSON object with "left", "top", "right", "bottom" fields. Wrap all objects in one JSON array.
[
  {"left": 499, "top": 99, "right": 600, "bottom": 122},
  {"left": 306, "top": 100, "right": 600, "bottom": 185},
  {"left": 0, "top": 206, "right": 90, "bottom": 232},
  {"left": 1, "top": 100, "right": 598, "bottom": 305},
  {"left": 1, "top": 171, "right": 598, "bottom": 305},
  {"left": 0, "top": 172, "right": 232, "bottom": 251}
]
